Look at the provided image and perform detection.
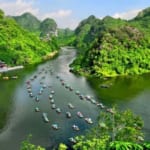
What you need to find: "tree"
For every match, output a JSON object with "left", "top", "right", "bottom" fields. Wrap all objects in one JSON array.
[{"left": 20, "top": 135, "right": 45, "bottom": 150}]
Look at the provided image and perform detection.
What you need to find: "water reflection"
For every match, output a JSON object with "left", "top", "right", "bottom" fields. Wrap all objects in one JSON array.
[
  {"left": 88, "top": 74, "right": 150, "bottom": 140},
  {"left": 0, "top": 48, "right": 100, "bottom": 150}
]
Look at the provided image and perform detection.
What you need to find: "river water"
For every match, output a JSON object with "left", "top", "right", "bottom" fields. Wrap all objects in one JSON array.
[{"left": 0, "top": 47, "right": 150, "bottom": 150}]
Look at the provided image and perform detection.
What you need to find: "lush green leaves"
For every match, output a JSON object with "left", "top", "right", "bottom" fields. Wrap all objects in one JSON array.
[
  {"left": 0, "top": 10, "right": 58, "bottom": 66},
  {"left": 71, "top": 8, "right": 150, "bottom": 77}
]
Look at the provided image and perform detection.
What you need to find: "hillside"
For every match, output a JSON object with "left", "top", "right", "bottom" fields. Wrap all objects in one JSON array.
[
  {"left": 71, "top": 8, "right": 150, "bottom": 77},
  {"left": 0, "top": 9, "right": 58, "bottom": 66},
  {"left": 13, "top": 13, "right": 57, "bottom": 39},
  {"left": 13, "top": 12, "right": 40, "bottom": 32}
]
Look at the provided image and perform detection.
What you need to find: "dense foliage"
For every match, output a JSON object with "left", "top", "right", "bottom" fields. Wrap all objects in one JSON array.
[
  {"left": 13, "top": 12, "right": 41, "bottom": 32},
  {"left": 13, "top": 13, "right": 58, "bottom": 39},
  {"left": 20, "top": 108, "right": 149, "bottom": 150},
  {"left": 71, "top": 7, "right": 150, "bottom": 77},
  {"left": 40, "top": 18, "right": 57, "bottom": 38},
  {"left": 57, "top": 28, "right": 75, "bottom": 46},
  {"left": 0, "top": 9, "right": 58, "bottom": 66},
  {"left": 20, "top": 135, "right": 45, "bottom": 150}
]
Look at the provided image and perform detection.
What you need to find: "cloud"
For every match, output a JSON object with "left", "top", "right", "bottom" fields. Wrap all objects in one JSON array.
[
  {"left": 43, "top": 9, "right": 72, "bottom": 19},
  {"left": 0, "top": 0, "right": 39, "bottom": 16},
  {"left": 41, "top": 9, "right": 78, "bottom": 29},
  {"left": 0, "top": 0, "right": 78, "bottom": 29},
  {"left": 113, "top": 9, "right": 142, "bottom": 20}
]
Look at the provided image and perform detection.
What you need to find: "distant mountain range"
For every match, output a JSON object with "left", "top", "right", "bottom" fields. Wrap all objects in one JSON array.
[{"left": 12, "top": 12, "right": 58, "bottom": 39}]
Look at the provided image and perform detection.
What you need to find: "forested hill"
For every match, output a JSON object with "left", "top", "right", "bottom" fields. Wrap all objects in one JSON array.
[
  {"left": 71, "top": 7, "right": 150, "bottom": 77},
  {"left": 0, "top": 9, "right": 58, "bottom": 66},
  {"left": 12, "top": 13, "right": 57, "bottom": 39}
]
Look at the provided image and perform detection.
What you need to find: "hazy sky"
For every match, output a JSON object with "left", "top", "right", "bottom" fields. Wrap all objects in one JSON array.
[{"left": 0, "top": 0, "right": 150, "bottom": 29}]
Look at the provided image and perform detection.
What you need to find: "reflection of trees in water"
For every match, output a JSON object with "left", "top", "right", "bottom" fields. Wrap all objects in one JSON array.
[
  {"left": 0, "top": 68, "right": 34, "bottom": 130},
  {"left": 88, "top": 73, "right": 150, "bottom": 103}
]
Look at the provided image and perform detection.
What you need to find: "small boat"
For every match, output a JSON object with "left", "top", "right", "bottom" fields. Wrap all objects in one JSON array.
[
  {"left": 85, "top": 95, "right": 91, "bottom": 101},
  {"left": 38, "top": 90, "right": 42, "bottom": 95},
  {"left": 69, "top": 137, "right": 77, "bottom": 144},
  {"left": 56, "top": 108, "right": 61, "bottom": 113},
  {"left": 106, "top": 108, "right": 115, "bottom": 114},
  {"left": 51, "top": 124, "right": 60, "bottom": 130},
  {"left": 49, "top": 94, "right": 53, "bottom": 99},
  {"left": 79, "top": 94, "right": 84, "bottom": 100},
  {"left": 91, "top": 99, "right": 96, "bottom": 104},
  {"left": 51, "top": 104, "right": 56, "bottom": 109},
  {"left": 50, "top": 99, "right": 54, "bottom": 104},
  {"left": 85, "top": 117, "right": 93, "bottom": 124},
  {"left": 27, "top": 88, "right": 32, "bottom": 93},
  {"left": 97, "top": 103, "right": 105, "bottom": 109},
  {"left": 51, "top": 90, "right": 55, "bottom": 94},
  {"left": 42, "top": 113, "right": 49, "bottom": 123},
  {"left": 72, "top": 124, "right": 80, "bottom": 131},
  {"left": 69, "top": 86, "right": 73, "bottom": 91},
  {"left": 35, "top": 107, "right": 40, "bottom": 112},
  {"left": 75, "top": 91, "right": 80, "bottom": 95},
  {"left": 68, "top": 103, "right": 75, "bottom": 109},
  {"left": 43, "top": 84, "right": 47, "bottom": 88},
  {"left": 66, "top": 112, "right": 72, "bottom": 118},
  {"left": 35, "top": 96, "right": 39, "bottom": 102},
  {"left": 61, "top": 82, "right": 65, "bottom": 86},
  {"left": 77, "top": 111, "right": 84, "bottom": 118},
  {"left": 29, "top": 93, "right": 33, "bottom": 97},
  {"left": 65, "top": 84, "right": 70, "bottom": 89}
]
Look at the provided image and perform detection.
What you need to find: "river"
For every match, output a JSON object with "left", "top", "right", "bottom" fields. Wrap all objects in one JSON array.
[{"left": 0, "top": 47, "right": 150, "bottom": 150}]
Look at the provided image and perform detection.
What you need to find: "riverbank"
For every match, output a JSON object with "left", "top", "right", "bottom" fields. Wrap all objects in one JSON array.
[{"left": 42, "top": 51, "right": 58, "bottom": 60}]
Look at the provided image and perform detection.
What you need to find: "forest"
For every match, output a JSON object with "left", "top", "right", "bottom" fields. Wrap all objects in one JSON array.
[
  {"left": 0, "top": 9, "right": 59, "bottom": 66},
  {"left": 71, "top": 7, "right": 150, "bottom": 77}
]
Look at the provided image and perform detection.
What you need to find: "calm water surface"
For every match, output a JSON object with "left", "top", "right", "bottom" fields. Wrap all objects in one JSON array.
[{"left": 0, "top": 47, "right": 150, "bottom": 150}]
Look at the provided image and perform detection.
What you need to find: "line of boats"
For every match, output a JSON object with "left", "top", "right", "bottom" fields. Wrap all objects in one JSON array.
[{"left": 25, "top": 66, "right": 114, "bottom": 145}]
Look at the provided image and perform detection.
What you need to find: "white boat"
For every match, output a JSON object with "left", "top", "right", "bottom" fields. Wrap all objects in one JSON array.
[
  {"left": 66, "top": 112, "right": 72, "bottom": 118},
  {"left": 50, "top": 99, "right": 54, "bottom": 104},
  {"left": 49, "top": 94, "right": 53, "bottom": 99},
  {"left": 69, "top": 137, "right": 76, "bottom": 143},
  {"left": 68, "top": 103, "right": 75, "bottom": 109},
  {"left": 42, "top": 113, "right": 49, "bottom": 123},
  {"left": 51, "top": 90, "right": 55, "bottom": 94},
  {"left": 35, "top": 96, "right": 39, "bottom": 102},
  {"left": 35, "top": 107, "right": 40, "bottom": 112},
  {"left": 77, "top": 111, "right": 84, "bottom": 118},
  {"left": 51, "top": 104, "right": 56, "bottom": 109},
  {"left": 56, "top": 108, "right": 61, "bottom": 113},
  {"left": 85, "top": 117, "right": 93, "bottom": 124},
  {"left": 52, "top": 124, "right": 60, "bottom": 130},
  {"left": 72, "top": 124, "right": 80, "bottom": 131},
  {"left": 75, "top": 91, "right": 80, "bottom": 95}
]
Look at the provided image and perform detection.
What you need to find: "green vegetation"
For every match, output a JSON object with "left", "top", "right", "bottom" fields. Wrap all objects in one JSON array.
[
  {"left": 22, "top": 108, "right": 149, "bottom": 150},
  {"left": 0, "top": 9, "right": 58, "bottom": 66},
  {"left": 40, "top": 18, "right": 57, "bottom": 38},
  {"left": 71, "top": 7, "right": 150, "bottom": 77},
  {"left": 13, "top": 12, "right": 41, "bottom": 32},
  {"left": 57, "top": 28, "right": 75, "bottom": 46},
  {"left": 63, "top": 108, "right": 149, "bottom": 150},
  {"left": 13, "top": 12, "right": 58, "bottom": 39},
  {"left": 20, "top": 135, "right": 45, "bottom": 150}
]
